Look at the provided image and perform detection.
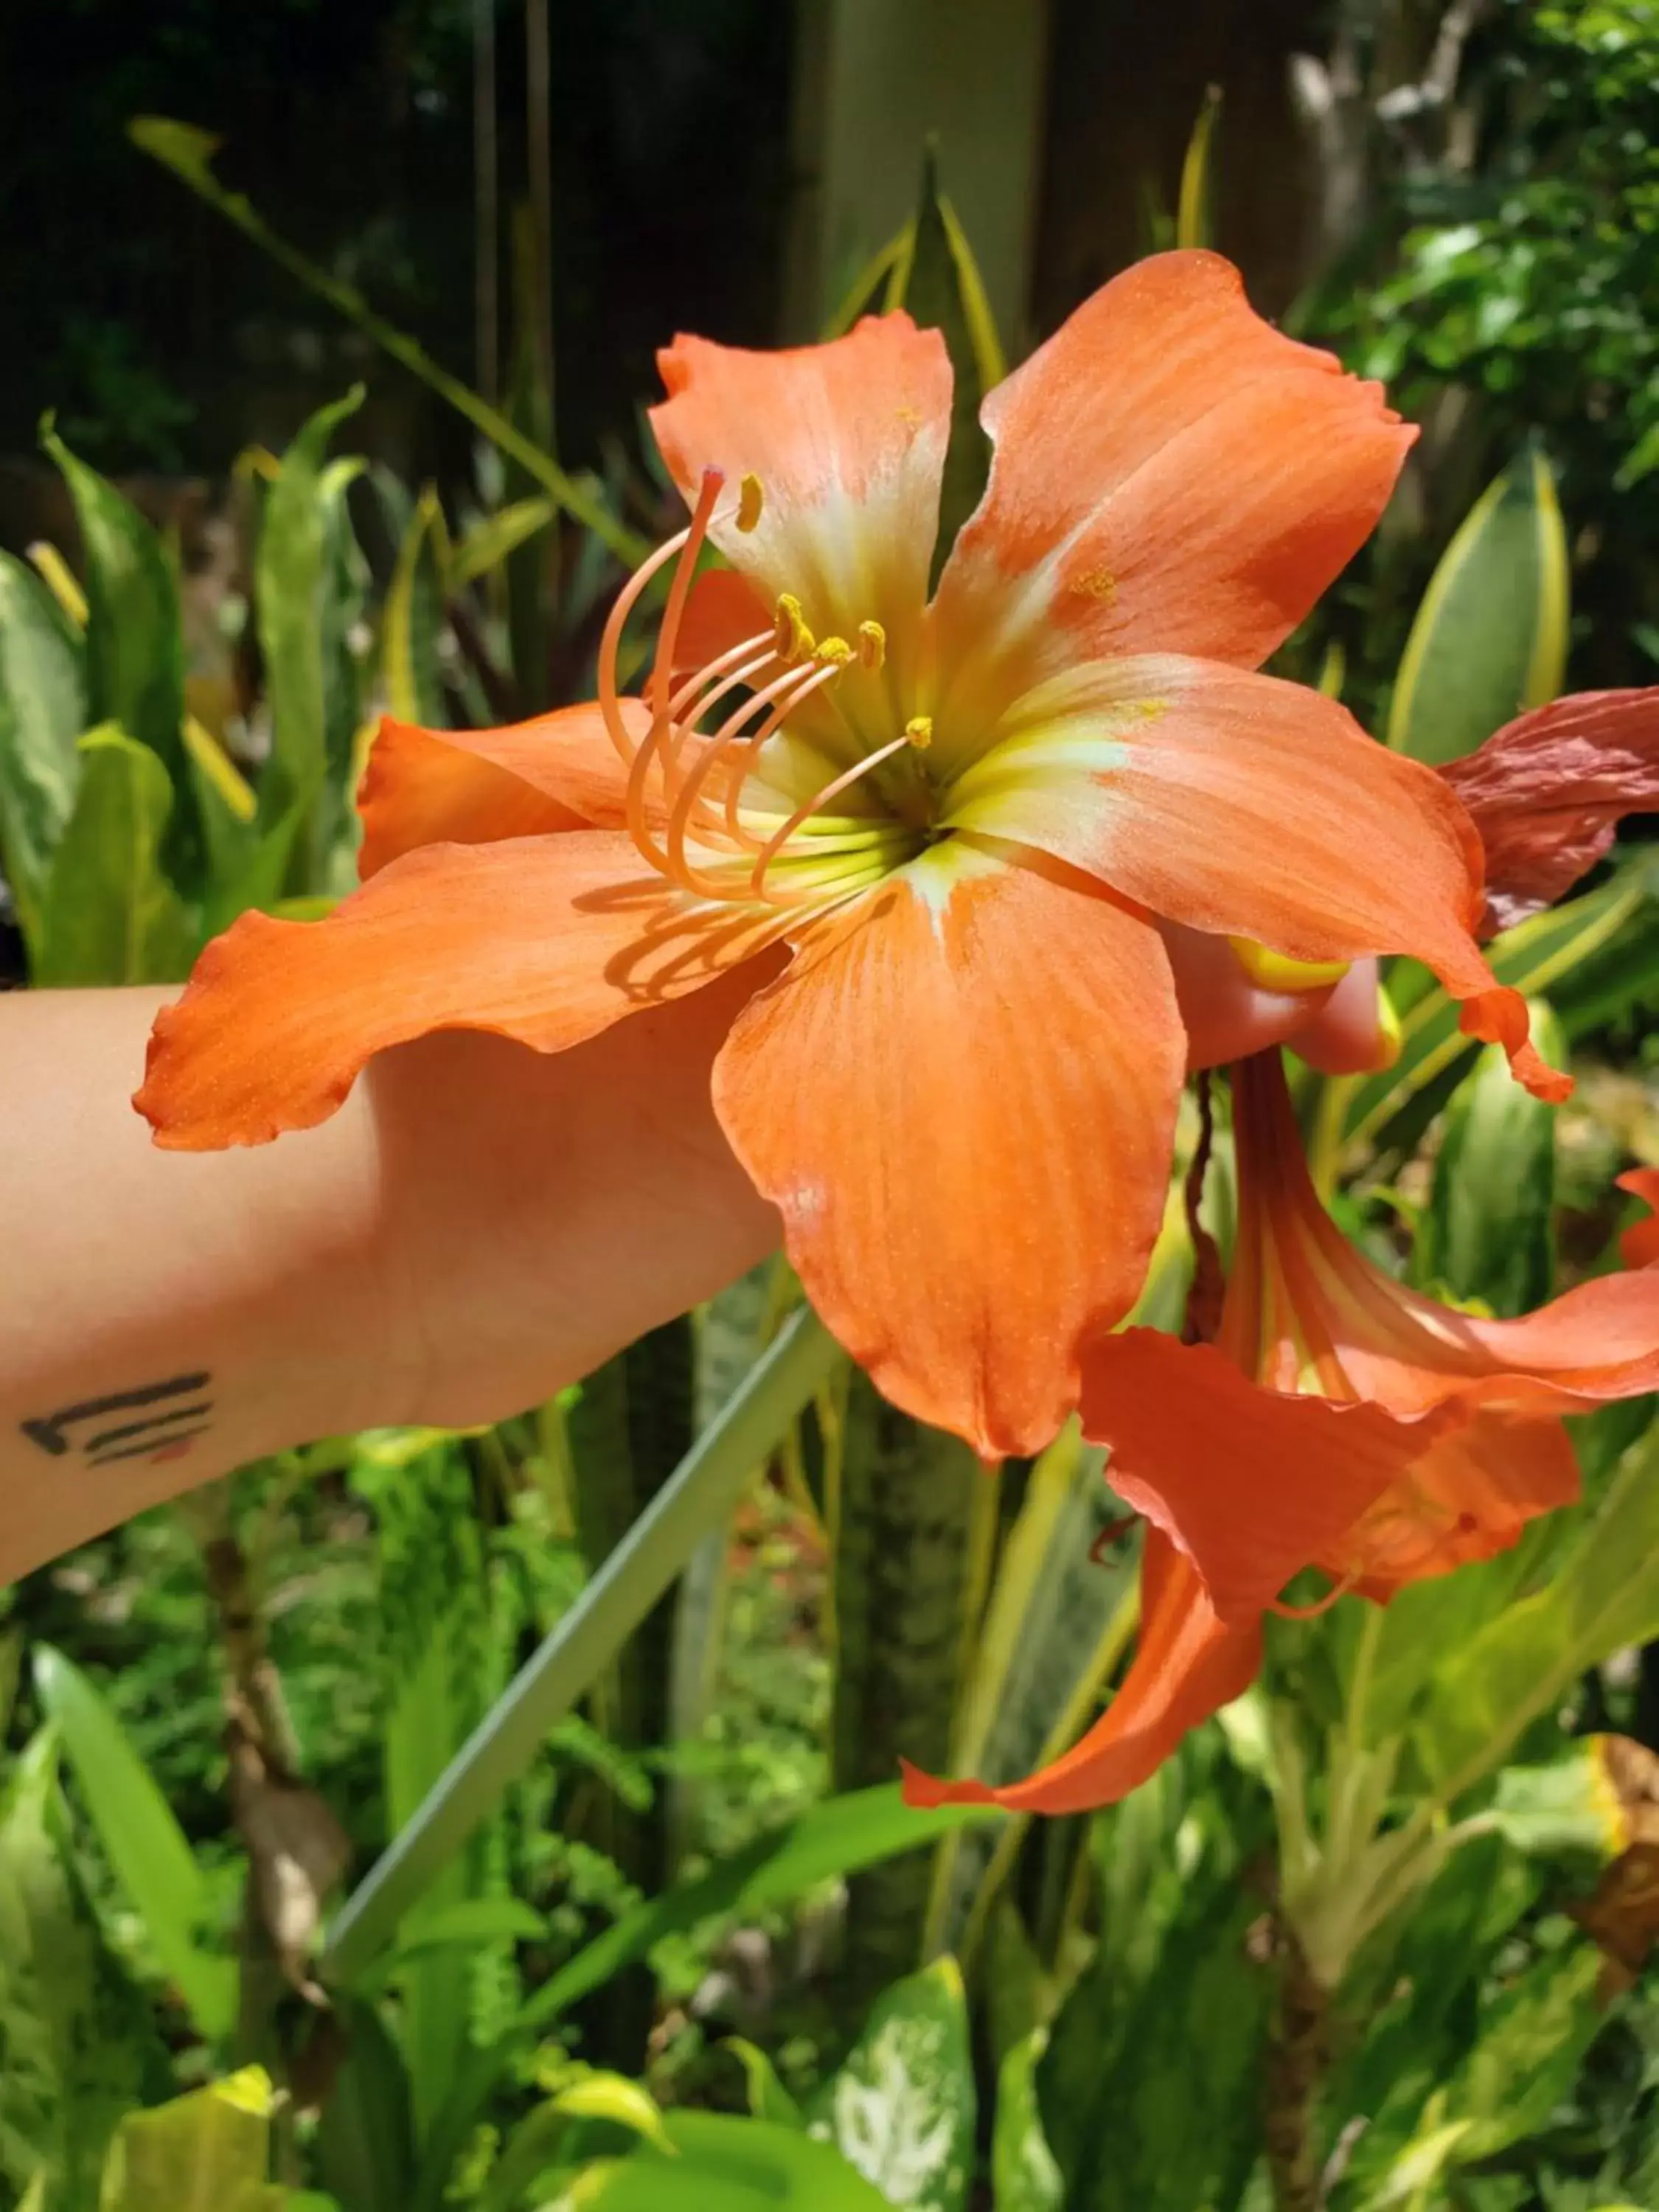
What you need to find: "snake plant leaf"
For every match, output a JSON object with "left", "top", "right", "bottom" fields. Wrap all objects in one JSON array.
[
  {"left": 32, "top": 728, "right": 195, "bottom": 986},
  {"left": 808, "top": 1958, "right": 976, "bottom": 2212},
  {"left": 32, "top": 1646, "right": 237, "bottom": 2044},
  {"left": 0, "top": 549, "right": 85, "bottom": 954},
  {"left": 39, "top": 425, "right": 203, "bottom": 892},
  {"left": 728, "top": 2038, "right": 805, "bottom": 2129},
  {"left": 830, "top": 1372, "right": 994, "bottom": 2010},
  {"left": 1387, "top": 444, "right": 1570, "bottom": 768}
]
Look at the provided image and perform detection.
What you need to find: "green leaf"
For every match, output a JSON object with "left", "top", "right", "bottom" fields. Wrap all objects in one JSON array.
[
  {"left": 1415, "top": 1006, "right": 1563, "bottom": 1317},
  {"left": 128, "top": 118, "right": 645, "bottom": 567},
  {"left": 313, "top": 1997, "right": 415, "bottom": 2212},
  {"left": 542, "top": 2115, "right": 893, "bottom": 2209},
  {"left": 1175, "top": 86, "right": 1222, "bottom": 251},
  {"left": 1411, "top": 1421, "right": 1659, "bottom": 1801},
  {"left": 886, "top": 149, "right": 999, "bottom": 568},
  {"left": 0, "top": 549, "right": 86, "bottom": 951},
  {"left": 450, "top": 497, "right": 559, "bottom": 590},
  {"left": 40, "top": 425, "right": 202, "bottom": 890},
  {"left": 1321, "top": 861, "right": 1655, "bottom": 1172},
  {"left": 727, "top": 2039, "right": 804, "bottom": 2129},
  {"left": 381, "top": 486, "right": 449, "bottom": 728},
  {"left": 255, "top": 392, "right": 366, "bottom": 891},
  {"left": 1387, "top": 443, "right": 1570, "bottom": 767},
  {"left": 33, "top": 728, "right": 195, "bottom": 986},
  {"left": 991, "top": 2030, "right": 1063, "bottom": 2212},
  {"left": 31, "top": 1646, "right": 237, "bottom": 2042},
  {"left": 98, "top": 2068, "right": 274, "bottom": 2212},
  {"left": 1490, "top": 1738, "right": 1632, "bottom": 1862},
  {"left": 0, "top": 1730, "right": 165, "bottom": 2211},
  {"left": 414, "top": 1785, "right": 1002, "bottom": 2212},
  {"left": 324, "top": 1306, "right": 849, "bottom": 1995},
  {"left": 809, "top": 1958, "right": 975, "bottom": 2212}
]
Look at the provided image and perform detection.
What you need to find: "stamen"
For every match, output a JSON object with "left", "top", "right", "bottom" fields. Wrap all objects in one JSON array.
[
  {"left": 1267, "top": 1568, "right": 1358, "bottom": 1621},
  {"left": 904, "top": 714, "right": 933, "bottom": 749},
  {"left": 815, "top": 636, "right": 855, "bottom": 667},
  {"left": 858, "top": 620, "right": 886, "bottom": 671},
  {"left": 597, "top": 524, "right": 695, "bottom": 766},
  {"left": 749, "top": 728, "right": 914, "bottom": 902},
  {"left": 665, "top": 659, "right": 844, "bottom": 894},
  {"left": 737, "top": 473, "right": 765, "bottom": 532},
  {"left": 650, "top": 468, "right": 724, "bottom": 729}
]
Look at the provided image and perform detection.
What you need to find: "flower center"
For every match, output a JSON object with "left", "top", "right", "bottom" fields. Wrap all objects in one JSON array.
[{"left": 596, "top": 467, "right": 932, "bottom": 909}]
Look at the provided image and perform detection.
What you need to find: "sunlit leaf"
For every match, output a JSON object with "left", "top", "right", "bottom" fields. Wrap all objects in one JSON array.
[
  {"left": 808, "top": 1957, "right": 975, "bottom": 2212},
  {"left": 31, "top": 1646, "right": 237, "bottom": 2042},
  {"left": 0, "top": 549, "right": 85, "bottom": 952},
  {"left": 98, "top": 2068, "right": 275, "bottom": 2212},
  {"left": 39, "top": 424, "right": 203, "bottom": 891},
  {"left": 32, "top": 728, "right": 195, "bottom": 986},
  {"left": 1388, "top": 443, "right": 1570, "bottom": 767},
  {"left": 991, "top": 2030, "right": 1064, "bottom": 2212}
]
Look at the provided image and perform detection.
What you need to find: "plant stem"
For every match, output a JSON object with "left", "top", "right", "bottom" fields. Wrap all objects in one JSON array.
[
  {"left": 319, "top": 1303, "right": 844, "bottom": 1985},
  {"left": 1265, "top": 1924, "right": 1330, "bottom": 2212}
]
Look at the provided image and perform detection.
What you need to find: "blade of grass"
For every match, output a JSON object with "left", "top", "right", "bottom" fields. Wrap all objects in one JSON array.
[{"left": 321, "top": 1303, "right": 844, "bottom": 1984}]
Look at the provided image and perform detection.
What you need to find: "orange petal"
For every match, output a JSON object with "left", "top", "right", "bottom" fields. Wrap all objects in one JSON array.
[
  {"left": 1441, "top": 688, "right": 1659, "bottom": 933},
  {"left": 675, "top": 568, "right": 773, "bottom": 673},
  {"left": 649, "top": 314, "right": 950, "bottom": 664},
  {"left": 902, "top": 1533, "right": 1261, "bottom": 1815},
  {"left": 931, "top": 249, "right": 1412, "bottom": 718},
  {"left": 1416, "top": 1267, "right": 1659, "bottom": 1411},
  {"left": 1619, "top": 1168, "right": 1659, "bottom": 1270},
  {"left": 358, "top": 701, "right": 650, "bottom": 878},
  {"left": 137, "top": 830, "right": 785, "bottom": 1149},
  {"left": 712, "top": 842, "right": 1186, "bottom": 1458},
  {"left": 1077, "top": 1330, "right": 1460, "bottom": 1622},
  {"left": 945, "top": 655, "right": 1567, "bottom": 1102},
  {"left": 1343, "top": 1412, "right": 1579, "bottom": 1601}
]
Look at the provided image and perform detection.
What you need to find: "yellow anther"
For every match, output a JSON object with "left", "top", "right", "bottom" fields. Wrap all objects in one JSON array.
[
  {"left": 1228, "top": 938, "right": 1351, "bottom": 993},
  {"left": 904, "top": 714, "right": 933, "bottom": 751},
  {"left": 773, "top": 593, "right": 815, "bottom": 664},
  {"left": 815, "top": 635, "right": 855, "bottom": 667},
  {"left": 737, "top": 473, "right": 765, "bottom": 532},
  {"left": 858, "top": 620, "right": 886, "bottom": 670}
]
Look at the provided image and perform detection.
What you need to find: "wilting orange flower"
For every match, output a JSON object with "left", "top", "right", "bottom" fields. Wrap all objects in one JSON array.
[
  {"left": 139, "top": 251, "right": 1559, "bottom": 1456},
  {"left": 905, "top": 1051, "right": 1659, "bottom": 1813}
]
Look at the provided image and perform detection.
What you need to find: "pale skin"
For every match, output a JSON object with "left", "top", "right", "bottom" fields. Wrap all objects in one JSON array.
[{"left": 0, "top": 950, "right": 1381, "bottom": 1585}]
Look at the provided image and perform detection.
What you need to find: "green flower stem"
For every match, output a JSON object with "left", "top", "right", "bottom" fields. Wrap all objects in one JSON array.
[{"left": 321, "top": 1303, "right": 843, "bottom": 1986}]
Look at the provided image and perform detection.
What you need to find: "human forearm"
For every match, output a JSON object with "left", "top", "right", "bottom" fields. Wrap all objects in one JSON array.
[{"left": 0, "top": 988, "right": 402, "bottom": 1577}]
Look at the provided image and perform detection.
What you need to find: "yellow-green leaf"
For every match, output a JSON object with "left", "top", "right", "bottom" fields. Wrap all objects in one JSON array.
[
  {"left": 0, "top": 549, "right": 86, "bottom": 951},
  {"left": 451, "top": 495, "right": 559, "bottom": 589},
  {"left": 1388, "top": 444, "right": 1570, "bottom": 766},
  {"left": 383, "top": 487, "right": 449, "bottom": 726},
  {"left": 33, "top": 727, "right": 195, "bottom": 986},
  {"left": 1175, "top": 86, "right": 1222, "bottom": 251},
  {"left": 98, "top": 2071, "right": 274, "bottom": 2212}
]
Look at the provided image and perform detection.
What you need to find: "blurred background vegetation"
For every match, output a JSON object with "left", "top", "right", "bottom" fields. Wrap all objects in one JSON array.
[{"left": 4, "top": 3, "right": 1659, "bottom": 2210}]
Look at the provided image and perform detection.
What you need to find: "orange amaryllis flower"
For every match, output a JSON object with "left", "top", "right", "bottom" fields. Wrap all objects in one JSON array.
[
  {"left": 905, "top": 1051, "right": 1659, "bottom": 1813},
  {"left": 138, "top": 251, "right": 1559, "bottom": 1457},
  {"left": 1621, "top": 1169, "right": 1659, "bottom": 1269}
]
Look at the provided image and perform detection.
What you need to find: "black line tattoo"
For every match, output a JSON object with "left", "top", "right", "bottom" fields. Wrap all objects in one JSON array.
[
  {"left": 21, "top": 1371, "right": 214, "bottom": 1467},
  {"left": 88, "top": 1427, "right": 213, "bottom": 1468},
  {"left": 84, "top": 1402, "right": 214, "bottom": 1454}
]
